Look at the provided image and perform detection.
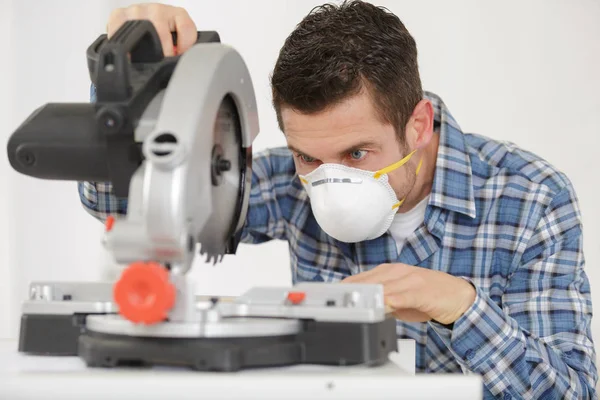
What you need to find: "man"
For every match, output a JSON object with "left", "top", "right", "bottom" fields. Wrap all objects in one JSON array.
[{"left": 78, "top": 1, "right": 597, "bottom": 398}]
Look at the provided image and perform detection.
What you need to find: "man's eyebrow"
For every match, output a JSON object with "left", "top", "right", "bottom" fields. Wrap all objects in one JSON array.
[
  {"left": 287, "top": 140, "right": 381, "bottom": 160},
  {"left": 287, "top": 145, "right": 314, "bottom": 158},
  {"left": 336, "top": 140, "right": 381, "bottom": 156}
]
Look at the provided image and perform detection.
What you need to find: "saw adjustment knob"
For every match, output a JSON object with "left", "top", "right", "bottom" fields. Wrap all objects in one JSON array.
[{"left": 114, "top": 261, "right": 176, "bottom": 324}]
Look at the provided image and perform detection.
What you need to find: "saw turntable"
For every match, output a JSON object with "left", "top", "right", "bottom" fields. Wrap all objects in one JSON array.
[{"left": 6, "top": 21, "right": 398, "bottom": 371}]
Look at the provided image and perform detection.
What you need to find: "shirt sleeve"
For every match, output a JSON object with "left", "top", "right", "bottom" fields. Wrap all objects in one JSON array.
[
  {"left": 77, "top": 84, "right": 127, "bottom": 221},
  {"left": 430, "top": 185, "right": 597, "bottom": 399},
  {"left": 238, "top": 149, "right": 289, "bottom": 244},
  {"left": 77, "top": 181, "right": 127, "bottom": 221}
]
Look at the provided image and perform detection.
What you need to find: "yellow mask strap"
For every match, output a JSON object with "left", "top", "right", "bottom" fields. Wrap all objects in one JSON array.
[
  {"left": 373, "top": 149, "right": 418, "bottom": 179},
  {"left": 415, "top": 156, "right": 423, "bottom": 176},
  {"left": 392, "top": 198, "right": 405, "bottom": 210},
  {"left": 391, "top": 156, "right": 424, "bottom": 210}
]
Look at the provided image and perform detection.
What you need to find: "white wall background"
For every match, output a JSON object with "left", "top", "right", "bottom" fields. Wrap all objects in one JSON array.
[{"left": 0, "top": 0, "right": 598, "bottom": 367}]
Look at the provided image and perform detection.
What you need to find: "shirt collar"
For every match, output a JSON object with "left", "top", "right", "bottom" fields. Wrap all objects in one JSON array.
[{"left": 424, "top": 91, "right": 477, "bottom": 219}]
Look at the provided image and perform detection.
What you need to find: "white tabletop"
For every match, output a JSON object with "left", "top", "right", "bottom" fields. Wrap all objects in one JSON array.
[{"left": 0, "top": 339, "right": 482, "bottom": 399}]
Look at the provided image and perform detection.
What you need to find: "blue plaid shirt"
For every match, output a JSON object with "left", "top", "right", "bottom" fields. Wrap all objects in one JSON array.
[{"left": 79, "top": 90, "right": 596, "bottom": 399}]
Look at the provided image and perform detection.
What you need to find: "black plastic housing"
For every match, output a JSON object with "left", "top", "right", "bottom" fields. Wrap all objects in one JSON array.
[
  {"left": 7, "top": 20, "right": 220, "bottom": 197},
  {"left": 18, "top": 313, "right": 103, "bottom": 356}
]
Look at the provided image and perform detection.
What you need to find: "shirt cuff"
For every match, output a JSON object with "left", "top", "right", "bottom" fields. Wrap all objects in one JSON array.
[{"left": 450, "top": 282, "right": 526, "bottom": 369}]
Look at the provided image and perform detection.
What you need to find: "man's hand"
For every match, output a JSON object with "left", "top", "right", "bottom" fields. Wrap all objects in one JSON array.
[
  {"left": 342, "top": 263, "right": 476, "bottom": 325},
  {"left": 107, "top": 3, "right": 197, "bottom": 57}
]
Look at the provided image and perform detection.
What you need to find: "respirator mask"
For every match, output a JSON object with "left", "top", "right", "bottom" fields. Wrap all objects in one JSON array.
[{"left": 299, "top": 150, "right": 422, "bottom": 243}]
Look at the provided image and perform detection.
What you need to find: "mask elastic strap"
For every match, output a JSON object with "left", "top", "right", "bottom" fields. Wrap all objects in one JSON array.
[
  {"left": 373, "top": 149, "right": 418, "bottom": 179},
  {"left": 391, "top": 156, "right": 424, "bottom": 210}
]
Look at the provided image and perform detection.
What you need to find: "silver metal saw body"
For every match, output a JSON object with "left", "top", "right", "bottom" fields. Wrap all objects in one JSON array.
[{"left": 105, "top": 43, "right": 258, "bottom": 272}]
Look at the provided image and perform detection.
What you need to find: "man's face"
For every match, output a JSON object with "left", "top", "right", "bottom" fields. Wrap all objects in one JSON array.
[{"left": 281, "top": 90, "right": 419, "bottom": 202}]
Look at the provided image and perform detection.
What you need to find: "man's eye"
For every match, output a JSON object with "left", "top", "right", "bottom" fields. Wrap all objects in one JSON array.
[
  {"left": 350, "top": 150, "right": 367, "bottom": 160},
  {"left": 299, "top": 154, "right": 316, "bottom": 163}
]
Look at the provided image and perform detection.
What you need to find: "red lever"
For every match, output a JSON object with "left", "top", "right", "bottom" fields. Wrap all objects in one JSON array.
[{"left": 105, "top": 215, "right": 115, "bottom": 232}]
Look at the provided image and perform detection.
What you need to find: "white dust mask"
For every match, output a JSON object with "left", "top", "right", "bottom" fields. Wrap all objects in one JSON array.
[{"left": 299, "top": 150, "right": 422, "bottom": 243}]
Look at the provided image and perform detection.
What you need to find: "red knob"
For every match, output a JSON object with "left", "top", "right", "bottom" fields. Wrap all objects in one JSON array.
[
  {"left": 113, "top": 261, "right": 175, "bottom": 324},
  {"left": 287, "top": 291, "right": 306, "bottom": 305}
]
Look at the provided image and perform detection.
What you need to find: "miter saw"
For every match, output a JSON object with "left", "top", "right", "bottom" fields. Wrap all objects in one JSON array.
[{"left": 6, "top": 20, "right": 398, "bottom": 371}]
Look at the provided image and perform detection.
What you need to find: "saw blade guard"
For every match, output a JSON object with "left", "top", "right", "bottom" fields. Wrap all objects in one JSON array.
[{"left": 104, "top": 42, "right": 259, "bottom": 273}]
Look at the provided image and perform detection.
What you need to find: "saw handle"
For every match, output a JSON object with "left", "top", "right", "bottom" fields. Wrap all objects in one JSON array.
[
  {"left": 87, "top": 20, "right": 220, "bottom": 84},
  {"left": 171, "top": 31, "right": 221, "bottom": 48}
]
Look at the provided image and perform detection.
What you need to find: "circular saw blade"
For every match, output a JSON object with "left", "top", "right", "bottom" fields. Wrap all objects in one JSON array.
[{"left": 197, "top": 96, "right": 244, "bottom": 264}]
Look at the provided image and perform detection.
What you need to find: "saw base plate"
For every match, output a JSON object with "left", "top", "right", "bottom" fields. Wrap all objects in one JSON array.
[{"left": 78, "top": 318, "right": 398, "bottom": 372}]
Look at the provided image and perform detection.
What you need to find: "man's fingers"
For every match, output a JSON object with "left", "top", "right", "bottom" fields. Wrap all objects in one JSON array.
[
  {"left": 341, "top": 263, "right": 410, "bottom": 284},
  {"left": 106, "top": 4, "right": 197, "bottom": 57},
  {"left": 173, "top": 9, "right": 198, "bottom": 54},
  {"left": 106, "top": 8, "right": 127, "bottom": 39},
  {"left": 340, "top": 264, "right": 429, "bottom": 317},
  {"left": 385, "top": 290, "right": 420, "bottom": 311},
  {"left": 341, "top": 264, "right": 392, "bottom": 283},
  {"left": 154, "top": 20, "right": 176, "bottom": 57},
  {"left": 392, "top": 309, "right": 430, "bottom": 323},
  {"left": 145, "top": 5, "right": 176, "bottom": 57},
  {"left": 382, "top": 273, "right": 425, "bottom": 310}
]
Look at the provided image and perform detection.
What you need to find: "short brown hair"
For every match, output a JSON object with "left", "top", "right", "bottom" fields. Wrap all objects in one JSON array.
[{"left": 270, "top": 0, "right": 423, "bottom": 142}]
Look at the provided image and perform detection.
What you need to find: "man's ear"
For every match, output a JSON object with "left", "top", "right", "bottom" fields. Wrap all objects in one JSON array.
[{"left": 405, "top": 99, "right": 434, "bottom": 149}]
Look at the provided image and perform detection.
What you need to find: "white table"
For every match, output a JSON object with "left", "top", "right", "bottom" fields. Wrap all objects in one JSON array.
[{"left": 0, "top": 339, "right": 483, "bottom": 399}]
